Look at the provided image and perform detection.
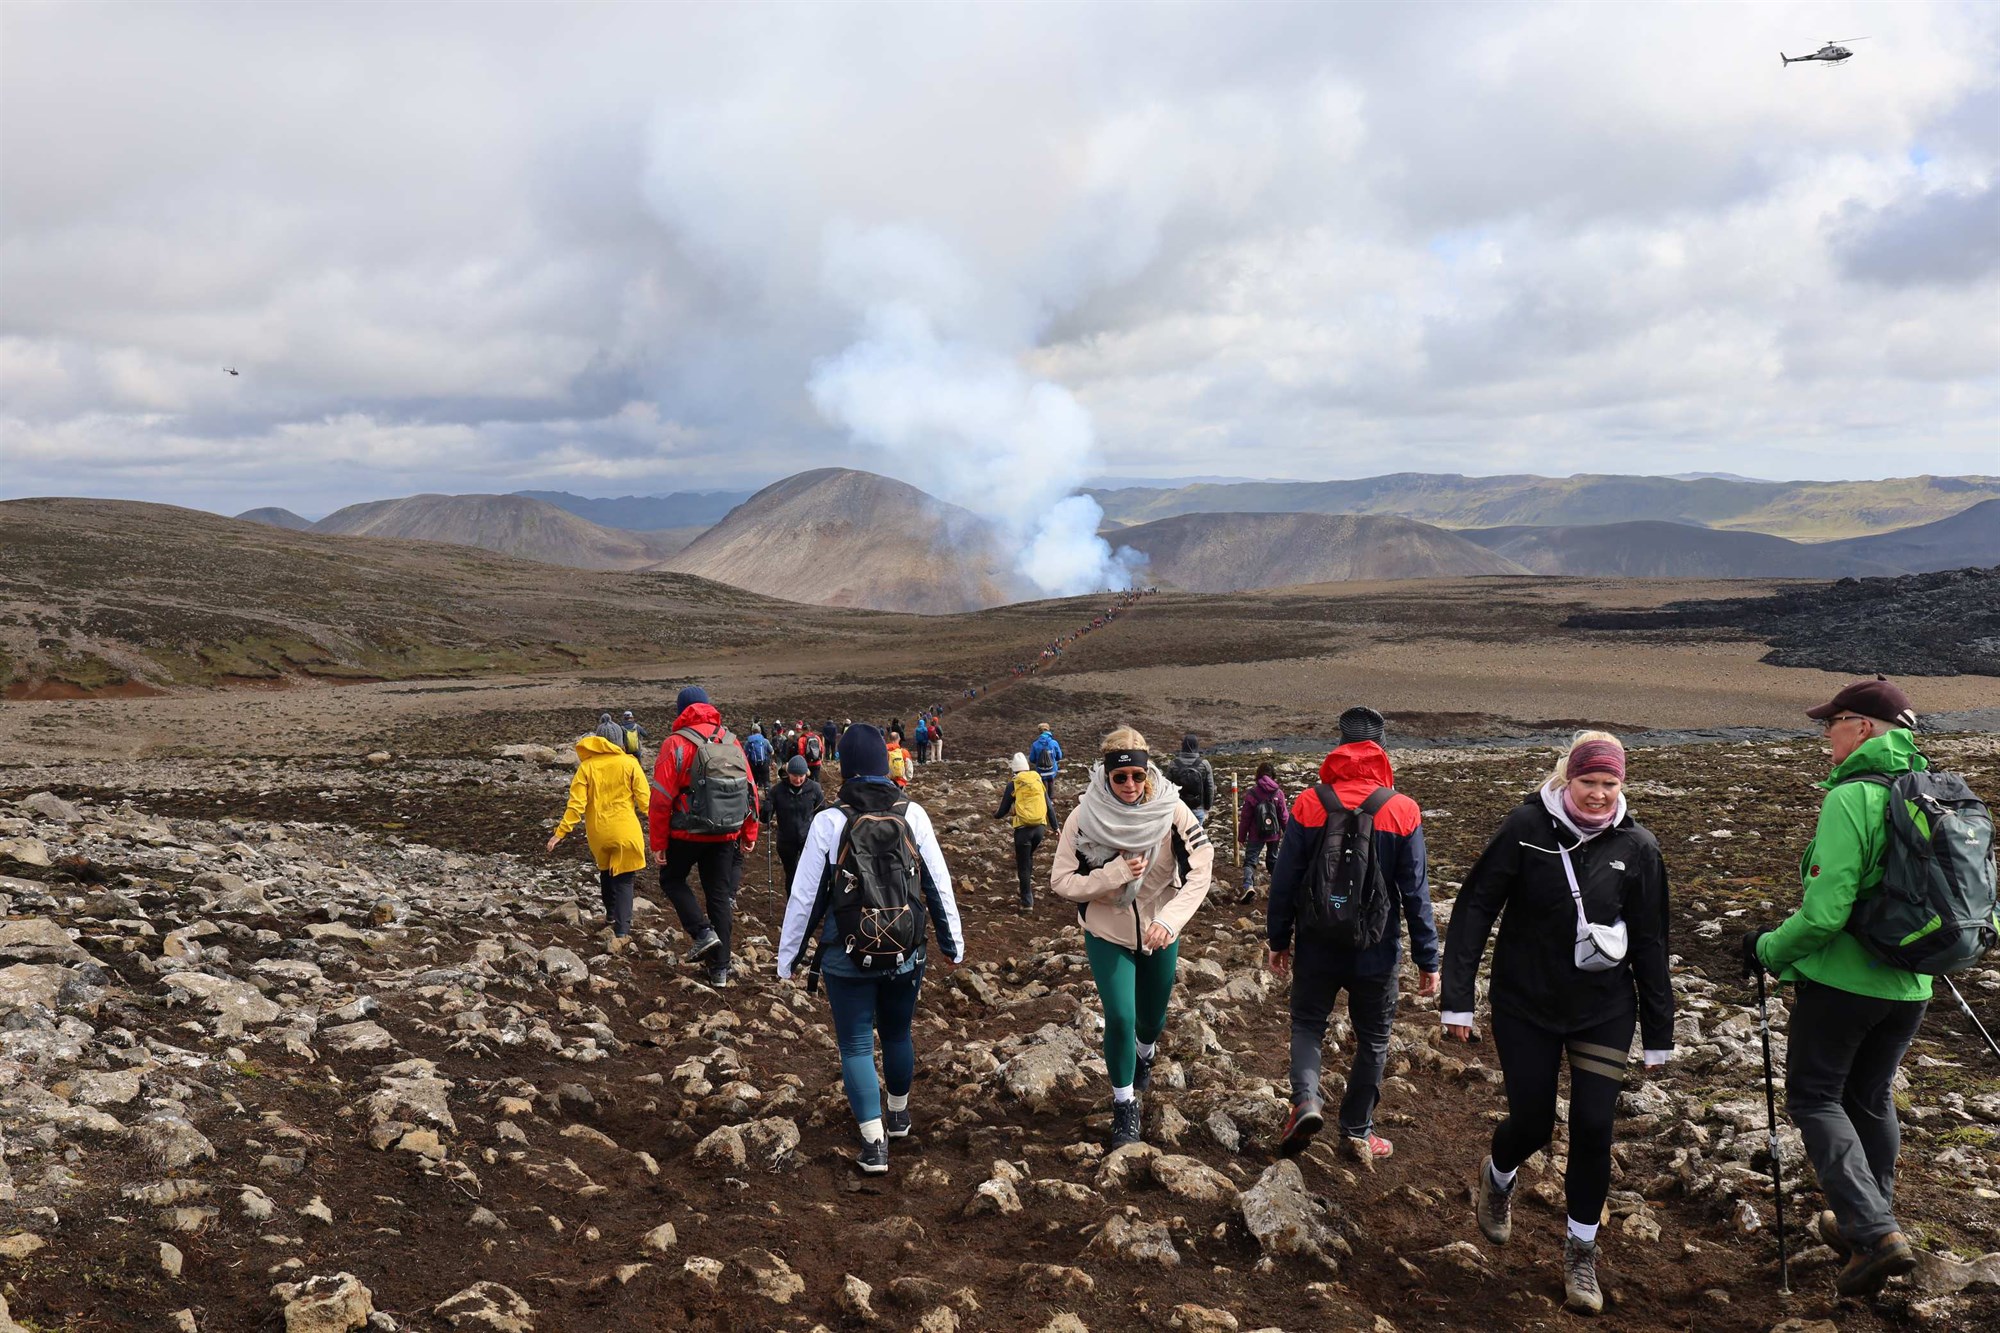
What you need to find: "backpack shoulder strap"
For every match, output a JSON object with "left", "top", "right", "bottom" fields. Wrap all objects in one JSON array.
[
  {"left": 1360, "top": 786, "right": 1396, "bottom": 817},
  {"left": 1840, "top": 772, "right": 1896, "bottom": 789},
  {"left": 1315, "top": 782, "right": 1352, "bottom": 816}
]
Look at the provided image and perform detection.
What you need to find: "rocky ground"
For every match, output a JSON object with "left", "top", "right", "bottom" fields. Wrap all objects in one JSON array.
[{"left": 1, "top": 731, "right": 1997, "bottom": 1333}]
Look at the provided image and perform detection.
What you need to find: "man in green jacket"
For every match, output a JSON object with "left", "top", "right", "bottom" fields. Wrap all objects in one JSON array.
[{"left": 1743, "top": 675, "right": 1927, "bottom": 1298}]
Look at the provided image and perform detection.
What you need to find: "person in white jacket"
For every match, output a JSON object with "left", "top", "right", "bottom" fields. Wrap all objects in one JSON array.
[{"left": 777, "top": 724, "right": 964, "bottom": 1175}]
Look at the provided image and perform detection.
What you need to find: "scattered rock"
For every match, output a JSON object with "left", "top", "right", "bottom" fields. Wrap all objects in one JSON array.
[
  {"left": 730, "top": 1248, "right": 805, "bottom": 1304},
  {"left": 1905, "top": 1249, "right": 2000, "bottom": 1296},
  {"left": 1239, "top": 1159, "right": 1340, "bottom": 1267},
  {"left": 276, "top": 1273, "right": 374, "bottom": 1333},
  {"left": 1091, "top": 1214, "right": 1180, "bottom": 1267},
  {"left": 433, "top": 1281, "right": 534, "bottom": 1331}
]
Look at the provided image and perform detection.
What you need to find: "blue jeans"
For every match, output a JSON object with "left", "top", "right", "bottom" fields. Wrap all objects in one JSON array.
[{"left": 822, "top": 963, "right": 925, "bottom": 1125}]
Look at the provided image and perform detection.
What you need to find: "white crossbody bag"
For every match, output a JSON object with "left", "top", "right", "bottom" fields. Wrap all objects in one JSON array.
[{"left": 1559, "top": 843, "right": 1628, "bottom": 972}]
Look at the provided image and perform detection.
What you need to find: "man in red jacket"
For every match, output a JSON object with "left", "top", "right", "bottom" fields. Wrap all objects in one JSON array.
[{"left": 649, "top": 686, "right": 759, "bottom": 986}]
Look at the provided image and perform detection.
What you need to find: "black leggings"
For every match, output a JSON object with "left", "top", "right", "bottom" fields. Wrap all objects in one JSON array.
[
  {"left": 1012, "top": 825, "right": 1045, "bottom": 902},
  {"left": 1490, "top": 1008, "right": 1633, "bottom": 1229},
  {"left": 598, "top": 870, "right": 636, "bottom": 936}
]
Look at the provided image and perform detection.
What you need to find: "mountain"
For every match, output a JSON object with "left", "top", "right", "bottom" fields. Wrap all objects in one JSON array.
[
  {"left": 0, "top": 498, "right": 806, "bottom": 695},
  {"left": 1110, "top": 512, "right": 1528, "bottom": 591},
  {"left": 513, "top": 488, "right": 754, "bottom": 532},
  {"left": 235, "top": 507, "right": 315, "bottom": 530},
  {"left": 313, "top": 494, "right": 688, "bottom": 570},
  {"left": 661, "top": 468, "right": 1026, "bottom": 613},
  {"left": 1459, "top": 520, "right": 1905, "bottom": 578},
  {"left": 1821, "top": 498, "right": 2000, "bottom": 573},
  {"left": 1089, "top": 472, "right": 2000, "bottom": 541}
]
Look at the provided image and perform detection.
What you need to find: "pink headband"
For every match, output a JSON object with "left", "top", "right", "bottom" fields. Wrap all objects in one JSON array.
[{"left": 1566, "top": 739, "right": 1626, "bottom": 781}]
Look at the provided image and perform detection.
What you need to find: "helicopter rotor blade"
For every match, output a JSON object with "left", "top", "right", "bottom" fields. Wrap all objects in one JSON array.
[{"left": 1828, "top": 37, "right": 1870, "bottom": 43}]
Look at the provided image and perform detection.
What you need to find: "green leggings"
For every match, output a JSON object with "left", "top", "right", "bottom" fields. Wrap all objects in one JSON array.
[{"left": 1085, "top": 933, "right": 1181, "bottom": 1087}]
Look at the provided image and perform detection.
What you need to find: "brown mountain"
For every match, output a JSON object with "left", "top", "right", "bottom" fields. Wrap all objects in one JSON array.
[
  {"left": 1109, "top": 512, "right": 1529, "bottom": 591},
  {"left": 235, "top": 506, "right": 315, "bottom": 530},
  {"left": 313, "top": 493, "right": 688, "bottom": 570},
  {"left": 662, "top": 468, "right": 1026, "bottom": 613},
  {"left": 1459, "top": 520, "right": 1904, "bottom": 577},
  {"left": 1821, "top": 498, "right": 2000, "bottom": 573}
]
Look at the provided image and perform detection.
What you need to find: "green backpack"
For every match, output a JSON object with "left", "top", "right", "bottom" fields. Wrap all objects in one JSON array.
[{"left": 1842, "top": 770, "right": 1998, "bottom": 975}]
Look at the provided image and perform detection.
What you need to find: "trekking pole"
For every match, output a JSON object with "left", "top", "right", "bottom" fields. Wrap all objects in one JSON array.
[
  {"left": 1231, "top": 773, "right": 1240, "bottom": 866},
  {"left": 1943, "top": 975, "right": 2000, "bottom": 1061},
  {"left": 1754, "top": 967, "right": 1792, "bottom": 1294}
]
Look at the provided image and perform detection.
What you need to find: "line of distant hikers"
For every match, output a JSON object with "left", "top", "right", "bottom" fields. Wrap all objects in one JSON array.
[{"left": 545, "top": 677, "right": 1997, "bottom": 1313}]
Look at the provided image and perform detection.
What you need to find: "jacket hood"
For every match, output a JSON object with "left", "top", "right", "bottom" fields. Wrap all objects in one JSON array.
[
  {"left": 1318, "top": 740, "right": 1393, "bottom": 789},
  {"left": 1824, "top": 728, "right": 1928, "bottom": 788},
  {"left": 672, "top": 701, "right": 723, "bottom": 731},
  {"left": 1252, "top": 774, "right": 1283, "bottom": 798},
  {"left": 575, "top": 734, "right": 625, "bottom": 760}
]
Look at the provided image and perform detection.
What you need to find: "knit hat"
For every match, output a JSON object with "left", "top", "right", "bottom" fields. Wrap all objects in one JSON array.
[
  {"left": 1338, "top": 706, "right": 1385, "bottom": 746},
  {"left": 1566, "top": 738, "right": 1626, "bottom": 781},
  {"left": 838, "top": 724, "right": 890, "bottom": 779},
  {"left": 675, "top": 685, "right": 709, "bottom": 712},
  {"left": 622, "top": 711, "right": 635, "bottom": 721},
  {"left": 1180, "top": 733, "right": 1200, "bottom": 753},
  {"left": 786, "top": 756, "right": 810, "bottom": 777},
  {"left": 1010, "top": 753, "right": 1029, "bottom": 772},
  {"left": 1805, "top": 674, "right": 1917, "bottom": 730}
]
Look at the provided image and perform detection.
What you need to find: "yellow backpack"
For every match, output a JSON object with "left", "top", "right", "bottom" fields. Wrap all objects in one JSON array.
[{"left": 1013, "top": 770, "right": 1048, "bottom": 826}]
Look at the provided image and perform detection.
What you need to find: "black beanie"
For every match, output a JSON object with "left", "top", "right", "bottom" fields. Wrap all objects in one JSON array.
[
  {"left": 1180, "top": 733, "right": 1199, "bottom": 753},
  {"left": 837, "top": 724, "right": 890, "bottom": 779},
  {"left": 675, "top": 685, "right": 709, "bottom": 713},
  {"left": 1338, "top": 706, "right": 1385, "bottom": 746},
  {"left": 786, "top": 756, "right": 810, "bottom": 777}
]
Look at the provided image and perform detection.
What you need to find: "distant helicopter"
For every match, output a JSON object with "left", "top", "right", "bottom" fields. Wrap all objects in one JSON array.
[
  {"left": 224, "top": 367, "right": 239, "bottom": 376},
  {"left": 1782, "top": 38, "right": 1867, "bottom": 66}
]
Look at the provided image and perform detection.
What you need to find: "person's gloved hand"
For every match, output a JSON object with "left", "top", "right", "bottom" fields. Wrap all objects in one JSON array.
[{"left": 1739, "top": 928, "right": 1769, "bottom": 979}]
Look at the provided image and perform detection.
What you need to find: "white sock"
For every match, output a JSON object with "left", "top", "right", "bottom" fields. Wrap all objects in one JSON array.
[
  {"left": 858, "top": 1118, "right": 884, "bottom": 1144},
  {"left": 884, "top": 1092, "right": 909, "bottom": 1113},
  {"left": 1112, "top": 1084, "right": 1136, "bottom": 1104},
  {"left": 1567, "top": 1217, "right": 1599, "bottom": 1245},
  {"left": 1489, "top": 1161, "right": 1518, "bottom": 1190},
  {"left": 1135, "top": 1041, "right": 1157, "bottom": 1061}
]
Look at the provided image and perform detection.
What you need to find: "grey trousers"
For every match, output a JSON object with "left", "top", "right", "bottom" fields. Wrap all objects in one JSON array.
[
  {"left": 1287, "top": 943, "right": 1399, "bottom": 1137},
  {"left": 1785, "top": 976, "right": 1928, "bottom": 1249}
]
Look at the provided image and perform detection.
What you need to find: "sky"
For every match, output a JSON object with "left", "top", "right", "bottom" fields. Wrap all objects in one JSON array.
[{"left": 3, "top": 0, "right": 1998, "bottom": 526}]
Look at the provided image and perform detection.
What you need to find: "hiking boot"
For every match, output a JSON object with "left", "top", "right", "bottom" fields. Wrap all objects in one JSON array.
[
  {"left": 1835, "top": 1231, "right": 1916, "bottom": 1298},
  {"left": 1133, "top": 1050, "right": 1156, "bottom": 1095},
  {"left": 1017, "top": 895, "right": 1033, "bottom": 913},
  {"left": 683, "top": 929, "right": 722, "bottom": 964},
  {"left": 884, "top": 1108, "right": 911, "bottom": 1139},
  {"left": 1278, "top": 1099, "right": 1324, "bottom": 1156},
  {"left": 1476, "top": 1157, "right": 1514, "bottom": 1244},
  {"left": 1814, "top": 1210, "right": 1852, "bottom": 1261},
  {"left": 857, "top": 1136, "right": 889, "bottom": 1175},
  {"left": 705, "top": 965, "right": 730, "bottom": 989},
  {"left": 1563, "top": 1235, "right": 1603, "bottom": 1315},
  {"left": 1344, "top": 1132, "right": 1394, "bottom": 1169},
  {"left": 1109, "top": 1099, "right": 1143, "bottom": 1148}
]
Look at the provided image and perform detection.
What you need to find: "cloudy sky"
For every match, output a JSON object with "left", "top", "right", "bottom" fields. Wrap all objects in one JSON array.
[{"left": 2, "top": 0, "right": 1996, "bottom": 519}]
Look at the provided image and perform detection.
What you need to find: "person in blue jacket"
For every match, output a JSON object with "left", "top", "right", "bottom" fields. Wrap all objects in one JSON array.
[
  {"left": 743, "top": 723, "right": 773, "bottom": 788},
  {"left": 1029, "top": 723, "right": 1063, "bottom": 817}
]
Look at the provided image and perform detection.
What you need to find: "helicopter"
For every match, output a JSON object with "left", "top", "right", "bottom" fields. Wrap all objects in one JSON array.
[
  {"left": 223, "top": 367, "right": 239, "bottom": 376},
  {"left": 1782, "top": 38, "right": 1867, "bottom": 66}
]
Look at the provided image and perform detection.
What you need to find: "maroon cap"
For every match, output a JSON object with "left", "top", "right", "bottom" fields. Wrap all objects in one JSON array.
[{"left": 1805, "top": 675, "right": 1916, "bottom": 729}]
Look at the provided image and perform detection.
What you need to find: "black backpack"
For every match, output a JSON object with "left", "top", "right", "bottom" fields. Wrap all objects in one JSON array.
[
  {"left": 662, "top": 724, "right": 753, "bottom": 836},
  {"left": 800, "top": 732, "right": 824, "bottom": 764},
  {"left": 1841, "top": 770, "right": 1998, "bottom": 975},
  {"left": 803, "top": 790, "right": 925, "bottom": 986},
  {"left": 1297, "top": 785, "right": 1396, "bottom": 948},
  {"left": 1253, "top": 797, "right": 1281, "bottom": 840},
  {"left": 1166, "top": 754, "right": 1205, "bottom": 806}
]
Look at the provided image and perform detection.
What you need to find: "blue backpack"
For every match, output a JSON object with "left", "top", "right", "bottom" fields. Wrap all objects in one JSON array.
[{"left": 745, "top": 733, "right": 771, "bottom": 765}]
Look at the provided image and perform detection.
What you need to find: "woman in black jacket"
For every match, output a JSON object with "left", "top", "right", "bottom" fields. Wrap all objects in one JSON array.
[{"left": 1441, "top": 731, "right": 1674, "bottom": 1317}]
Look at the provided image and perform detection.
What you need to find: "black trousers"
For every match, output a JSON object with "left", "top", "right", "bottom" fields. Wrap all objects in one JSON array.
[
  {"left": 1012, "top": 825, "right": 1046, "bottom": 902},
  {"left": 1288, "top": 944, "right": 1398, "bottom": 1137},
  {"left": 1490, "top": 1007, "right": 1634, "bottom": 1230},
  {"left": 777, "top": 839, "right": 806, "bottom": 891},
  {"left": 1785, "top": 976, "right": 1927, "bottom": 1249},
  {"left": 659, "top": 839, "right": 742, "bottom": 966},
  {"left": 597, "top": 870, "right": 636, "bottom": 936}
]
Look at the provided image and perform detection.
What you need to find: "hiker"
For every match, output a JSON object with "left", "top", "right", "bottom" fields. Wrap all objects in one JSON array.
[
  {"left": 1165, "top": 733, "right": 1218, "bottom": 826},
  {"left": 1441, "top": 730, "right": 1674, "bottom": 1316},
  {"left": 886, "top": 728, "right": 914, "bottom": 788},
  {"left": 913, "top": 715, "right": 931, "bottom": 764},
  {"left": 820, "top": 718, "right": 839, "bottom": 759},
  {"left": 777, "top": 724, "right": 964, "bottom": 1174},
  {"left": 794, "top": 724, "right": 826, "bottom": 783},
  {"left": 619, "top": 710, "right": 647, "bottom": 762},
  {"left": 764, "top": 756, "right": 825, "bottom": 889},
  {"left": 1265, "top": 708, "right": 1436, "bottom": 1166},
  {"left": 1742, "top": 677, "right": 1962, "bottom": 1298},
  {"left": 993, "top": 752, "right": 1051, "bottom": 910},
  {"left": 648, "top": 686, "right": 760, "bottom": 987},
  {"left": 928, "top": 713, "right": 945, "bottom": 762},
  {"left": 1029, "top": 723, "right": 1063, "bottom": 815},
  {"left": 1051, "top": 726, "right": 1214, "bottom": 1148},
  {"left": 744, "top": 724, "right": 773, "bottom": 788},
  {"left": 546, "top": 725, "right": 651, "bottom": 940},
  {"left": 1236, "top": 760, "right": 1289, "bottom": 901}
]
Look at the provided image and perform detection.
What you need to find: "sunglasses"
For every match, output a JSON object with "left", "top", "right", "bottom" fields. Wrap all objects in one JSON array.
[
  {"left": 1108, "top": 768, "right": 1147, "bottom": 787},
  {"left": 1818, "top": 714, "right": 1865, "bottom": 733}
]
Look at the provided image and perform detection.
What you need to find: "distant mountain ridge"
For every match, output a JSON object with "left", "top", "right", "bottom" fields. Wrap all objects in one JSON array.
[
  {"left": 236, "top": 507, "right": 314, "bottom": 530},
  {"left": 1089, "top": 472, "right": 2000, "bottom": 540},
  {"left": 1460, "top": 521, "right": 1904, "bottom": 578},
  {"left": 514, "top": 489, "right": 752, "bottom": 531},
  {"left": 1109, "top": 512, "right": 1529, "bottom": 590},
  {"left": 313, "top": 494, "right": 686, "bottom": 570},
  {"left": 662, "top": 468, "right": 1027, "bottom": 613},
  {"left": 1820, "top": 498, "right": 2000, "bottom": 573}
]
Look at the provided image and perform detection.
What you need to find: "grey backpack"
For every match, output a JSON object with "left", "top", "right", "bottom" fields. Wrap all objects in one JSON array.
[{"left": 1843, "top": 770, "right": 1998, "bottom": 975}]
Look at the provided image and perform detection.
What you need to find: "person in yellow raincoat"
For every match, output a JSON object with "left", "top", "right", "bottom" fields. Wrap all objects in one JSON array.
[{"left": 546, "top": 726, "right": 652, "bottom": 938}]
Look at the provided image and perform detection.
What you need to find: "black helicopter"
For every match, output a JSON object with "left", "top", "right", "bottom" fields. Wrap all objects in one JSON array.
[
  {"left": 223, "top": 367, "right": 239, "bottom": 376},
  {"left": 1782, "top": 38, "right": 1867, "bottom": 66}
]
